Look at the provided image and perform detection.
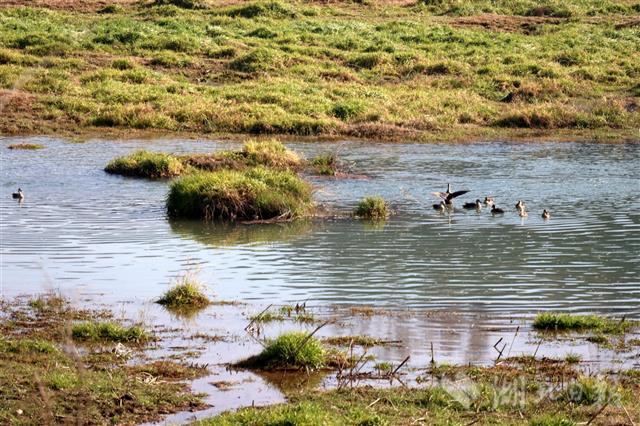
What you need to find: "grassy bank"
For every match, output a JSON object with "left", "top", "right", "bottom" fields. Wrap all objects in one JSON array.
[
  {"left": 198, "top": 363, "right": 640, "bottom": 425},
  {"left": 1, "top": 1, "right": 638, "bottom": 141}
]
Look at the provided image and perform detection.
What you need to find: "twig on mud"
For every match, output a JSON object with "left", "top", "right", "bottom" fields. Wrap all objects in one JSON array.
[
  {"left": 507, "top": 325, "right": 520, "bottom": 358},
  {"left": 392, "top": 356, "right": 410, "bottom": 376},
  {"left": 585, "top": 402, "right": 609, "bottom": 426},
  {"left": 368, "top": 397, "right": 381, "bottom": 408},
  {"left": 620, "top": 402, "right": 636, "bottom": 426},
  {"left": 293, "top": 321, "right": 330, "bottom": 358},
  {"left": 245, "top": 304, "right": 273, "bottom": 331}
]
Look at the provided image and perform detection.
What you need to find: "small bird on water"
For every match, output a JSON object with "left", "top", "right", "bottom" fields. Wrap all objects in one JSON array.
[
  {"left": 542, "top": 209, "right": 550, "bottom": 219},
  {"left": 483, "top": 197, "right": 494, "bottom": 206},
  {"left": 12, "top": 188, "right": 24, "bottom": 199},
  {"left": 432, "top": 183, "right": 469, "bottom": 207},
  {"left": 491, "top": 205, "right": 505, "bottom": 215},
  {"left": 515, "top": 200, "right": 525, "bottom": 210},
  {"left": 463, "top": 199, "right": 482, "bottom": 210}
]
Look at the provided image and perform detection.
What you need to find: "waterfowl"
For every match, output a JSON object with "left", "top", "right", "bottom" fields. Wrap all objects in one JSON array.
[
  {"left": 433, "top": 201, "right": 446, "bottom": 212},
  {"left": 542, "top": 209, "right": 550, "bottom": 220},
  {"left": 483, "top": 197, "right": 494, "bottom": 206},
  {"left": 12, "top": 188, "right": 24, "bottom": 199},
  {"left": 515, "top": 200, "right": 525, "bottom": 210},
  {"left": 491, "top": 205, "right": 505, "bottom": 215},
  {"left": 432, "top": 183, "right": 469, "bottom": 207},
  {"left": 463, "top": 199, "right": 482, "bottom": 210},
  {"left": 519, "top": 209, "right": 528, "bottom": 217}
]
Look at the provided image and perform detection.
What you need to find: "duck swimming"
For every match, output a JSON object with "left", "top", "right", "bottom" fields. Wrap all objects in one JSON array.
[
  {"left": 542, "top": 209, "right": 550, "bottom": 219},
  {"left": 463, "top": 199, "right": 482, "bottom": 210},
  {"left": 515, "top": 200, "right": 525, "bottom": 210},
  {"left": 491, "top": 205, "right": 505, "bottom": 215},
  {"left": 483, "top": 197, "right": 494, "bottom": 206},
  {"left": 432, "top": 183, "right": 469, "bottom": 207},
  {"left": 12, "top": 188, "right": 24, "bottom": 199}
]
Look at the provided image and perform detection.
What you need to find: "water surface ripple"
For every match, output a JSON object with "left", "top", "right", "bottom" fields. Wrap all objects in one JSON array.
[{"left": 1, "top": 137, "right": 638, "bottom": 315}]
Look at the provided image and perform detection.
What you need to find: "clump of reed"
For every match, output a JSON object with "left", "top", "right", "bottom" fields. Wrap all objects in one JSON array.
[
  {"left": 104, "top": 150, "right": 184, "bottom": 178},
  {"left": 236, "top": 331, "right": 326, "bottom": 370},
  {"left": 166, "top": 167, "right": 313, "bottom": 221},
  {"left": 156, "top": 273, "right": 211, "bottom": 310},
  {"left": 353, "top": 196, "right": 388, "bottom": 219}
]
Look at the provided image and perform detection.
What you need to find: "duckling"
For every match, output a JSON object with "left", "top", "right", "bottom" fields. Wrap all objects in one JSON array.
[
  {"left": 12, "top": 188, "right": 24, "bottom": 199},
  {"left": 542, "top": 209, "right": 550, "bottom": 220},
  {"left": 483, "top": 197, "right": 494, "bottom": 207},
  {"left": 515, "top": 200, "right": 525, "bottom": 211},
  {"left": 432, "top": 183, "right": 469, "bottom": 207},
  {"left": 463, "top": 199, "right": 482, "bottom": 210},
  {"left": 491, "top": 205, "right": 505, "bottom": 215},
  {"left": 433, "top": 201, "right": 446, "bottom": 212}
]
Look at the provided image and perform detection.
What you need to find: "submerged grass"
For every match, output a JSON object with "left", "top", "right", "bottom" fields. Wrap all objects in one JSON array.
[
  {"left": 105, "top": 150, "right": 184, "bottom": 178},
  {"left": 533, "top": 312, "right": 635, "bottom": 334},
  {"left": 166, "top": 167, "right": 313, "bottom": 221},
  {"left": 71, "top": 321, "right": 150, "bottom": 343},
  {"left": 354, "top": 196, "right": 388, "bottom": 219},
  {"left": 236, "top": 331, "right": 326, "bottom": 370}
]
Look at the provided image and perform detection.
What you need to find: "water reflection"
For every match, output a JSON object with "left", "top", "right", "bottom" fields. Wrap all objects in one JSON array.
[{"left": 169, "top": 220, "right": 315, "bottom": 248}]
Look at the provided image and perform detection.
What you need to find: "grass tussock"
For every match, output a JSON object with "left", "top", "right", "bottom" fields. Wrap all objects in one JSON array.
[
  {"left": 166, "top": 167, "right": 313, "bottom": 221},
  {"left": 309, "top": 153, "right": 339, "bottom": 176},
  {"left": 533, "top": 313, "right": 635, "bottom": 334},
  {"left": 157, "top": 274, "right": 211, "bottom": 310},
  {"left": 7, "top": 143, "right": 44, "bottom": 150},
  {"left": 182, "top": 140, "right": 302, "bottom": 172},
  {"left": 236, "top": 331, "right": 326, "bottom": 370},
  {"left": 354, "top": 196, "right": 388, "bottom": 219},
  {"left": 105, "top": 150, "right": 184, "bottom": 178},
  {"left": 71, "top": 321, "right": 149, "bottom": 343}
]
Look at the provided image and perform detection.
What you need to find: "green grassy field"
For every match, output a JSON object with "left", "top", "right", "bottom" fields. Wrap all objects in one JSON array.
[{"left": 0, "top": 0, "right": 638, "bottom": 141}]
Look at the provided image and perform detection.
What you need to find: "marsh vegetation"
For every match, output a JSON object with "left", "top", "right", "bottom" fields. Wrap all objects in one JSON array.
[{"left": 1, "top": 1, "right": 638, "bottom": 140}]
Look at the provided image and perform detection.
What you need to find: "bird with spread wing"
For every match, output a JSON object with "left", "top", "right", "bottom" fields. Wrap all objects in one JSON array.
[{"left": 432, "top": 183, "right": 469, "bottom": 207}]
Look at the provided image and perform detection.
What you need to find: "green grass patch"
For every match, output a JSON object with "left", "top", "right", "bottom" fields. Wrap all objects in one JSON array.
[
  {"left": 309, "top": 153, "right": 338, "bottom": 176},
  {"left": 1, "top": 1, "right": 638, "bottom": 140},
  {"left": 324, "top": 335, "right": 390, "bottom": 348},
  {"left": 181, "top": 140, "right": 302, "bottom": 172},
  {"left": 71, "top": 322, "right": 149, "bottom": 343},
  {"left": 166, "top": 167, "right": 313, "bottom": 221},
  {"left": 236, "top": 331, "right": 326, "bottom": 370},
  {"left": 354, "top": 196, "right": 388, "bottom": 219},
  {"left": 105, "top": 150, "right": 184, "bottom": 178},
  {"left": 7, "top": 143, "right": 44, "bottom": 150},
  {"left": 157, "top": 274, "right": 211, "bottom": 310},
  {"left": 533, "top": 313, "right": 635, "bottom": 334}
]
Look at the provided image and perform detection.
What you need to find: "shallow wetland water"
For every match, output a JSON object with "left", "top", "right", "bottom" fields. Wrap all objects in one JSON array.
[{"left": 1, "top": 137, "right": 639, "bottom": 423}]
